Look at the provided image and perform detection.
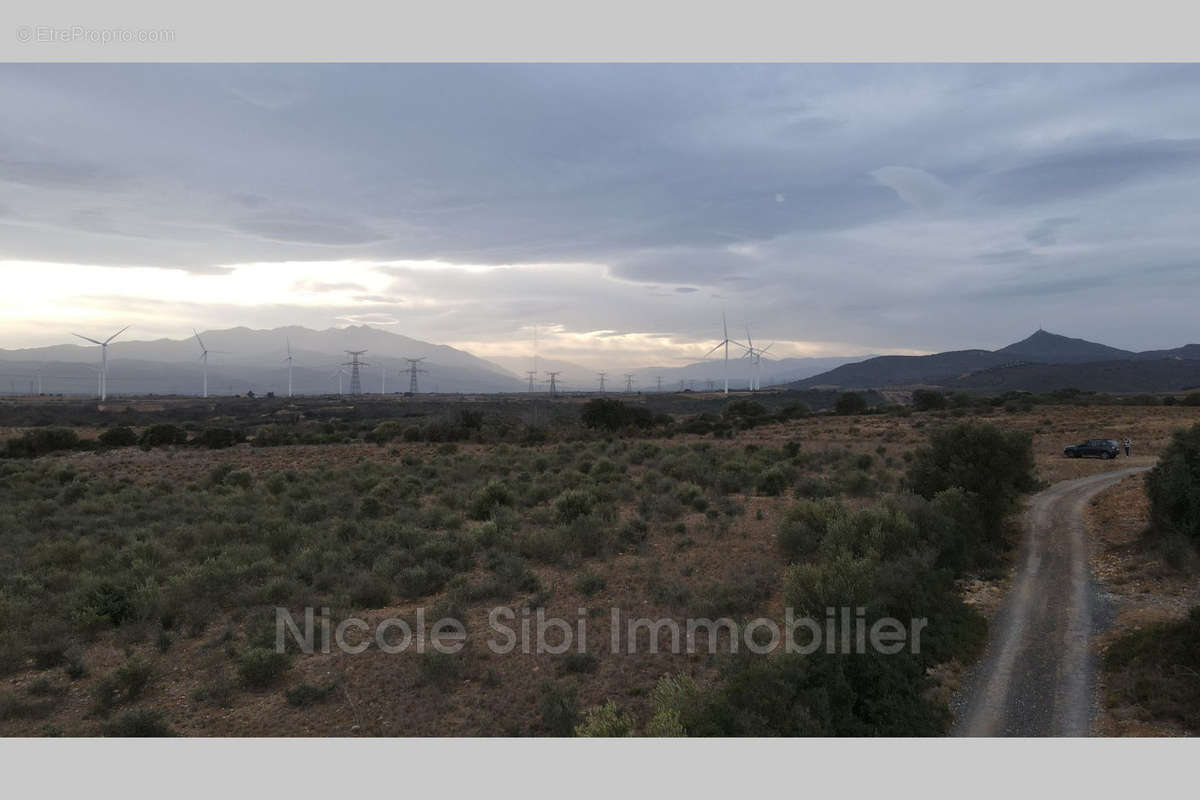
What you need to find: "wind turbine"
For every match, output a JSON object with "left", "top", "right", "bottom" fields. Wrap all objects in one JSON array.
[
  {"left": 284, "top": 338, "right": 294, "bottom": 398},
  {"left": 742, "top": 326, "right": 774, "bottom": 391},
  {"left": 193, "top": 329, "right": 229, "bottom": 398},
  {"left": 71, "top": 326, "right": 128, "bottom": 401},
  {"left": 703, "top": 312, "right": 744, "bottom": 395}
]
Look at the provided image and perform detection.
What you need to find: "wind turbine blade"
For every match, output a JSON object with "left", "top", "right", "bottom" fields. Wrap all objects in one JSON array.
[
  {"left": 745, "top": 326, "right": 753, "bottom": 350},
  {"left": 761, "top": 342, "right": 774, "bottom": 354},
  {"left": 704, "top": 341, "right": 725, "bottom": 357},
  {"left": 104, "top": 326, "right": 129, "bottom": 345},
  {"left": 72, "top": 333, "right": 103, "bottom": 346},
  {"left": 193, "top": 328, "right": 207, "bottom": 352},
  {"left": 722, "top": 311, "right": 728, "bottom": 340}
]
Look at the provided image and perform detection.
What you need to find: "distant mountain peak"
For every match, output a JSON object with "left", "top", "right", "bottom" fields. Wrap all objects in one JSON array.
[{"left": 995, "top": 330, "right": 1133, "bottom": 364}]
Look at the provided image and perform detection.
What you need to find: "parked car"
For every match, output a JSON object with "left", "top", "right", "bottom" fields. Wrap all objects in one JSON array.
[{"left": 1063, "top": 438, "right": 1121, "bottom": 459}]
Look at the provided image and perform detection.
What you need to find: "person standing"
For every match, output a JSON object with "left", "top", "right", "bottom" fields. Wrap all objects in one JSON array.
[{"left": 1123, "top": 437, "right": 1132, "bottom": 457}]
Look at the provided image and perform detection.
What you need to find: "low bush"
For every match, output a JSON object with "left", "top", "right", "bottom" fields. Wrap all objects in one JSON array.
[
  {"left": 1145, "top": 423, "right": 1200, "bottom": 543},
  {"left": 139, "top": 424, "right": 188, "bottom": 448},
  {"left": 92, "top": 657, "right": 154, "bottom": 714},
  {"left": 286, "top": 682, "right": 338, "bottom": 708},
  {"left": 556, "top": 652, "right": 598, "bottom": 675},
  {"left": 101, "top": 709, "right": 174, "bottom": 737},
  {"left": 6, "top": 427, "right": 81, "bottom": 458},
  {"left": 98, "top": 426, "right": 138, "bottom": 447},
  {"left": 834, "top": 392, "right": 868, "bottom": 415},
  {"left": 1104, "top": 606, "right": 1200, "bottom": 731},
  {"left": 554, "top": 489, "right": 595, "bottom": 523},
  {"left": 573, "top": 570, "right": 606, "bottom": 596},
  {"left": 538, "top": 681, "right": 579, "bottom": 736},
  {"left": 575, "top": 701, "right": 634, "bottom": 737},
  {"left": 237, "top": 647, "right": 291, "bottom": 689},
  {"left": 195, "top": 428, "right": 240, "bottom": 449}
]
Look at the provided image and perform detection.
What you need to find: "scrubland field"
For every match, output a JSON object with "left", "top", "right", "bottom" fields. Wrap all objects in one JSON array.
[{"left": 0, "top": 392, "right": 1196, "bottom": 736}]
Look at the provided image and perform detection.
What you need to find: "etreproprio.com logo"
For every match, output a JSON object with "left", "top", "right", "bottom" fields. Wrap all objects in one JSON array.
[{"left": 15, "top": 25, "right": 176, "bottom": 44}]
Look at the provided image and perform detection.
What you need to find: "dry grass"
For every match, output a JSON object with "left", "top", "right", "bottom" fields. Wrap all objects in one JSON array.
[
  {"left": 4, "top": 402, "right": 1199, "bottom": 736},
  {"left": 1086, "top": 473, "right": 1200, "bottom": 736}
]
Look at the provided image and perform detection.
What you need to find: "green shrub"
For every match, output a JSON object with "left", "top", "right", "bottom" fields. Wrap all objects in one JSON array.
[
  {"left": 646, "top": 674, "right": 699, "bottom": 737},
  {"left": 75, "top": 580, "right": 134, "bottom": 628},
  {"left": 368, "top": 420, "right": 408, "bottom": 443},
  {"left": 101, "top": 709, "right": 175, "bottom": 737},
  {"left": 92, "top": 657, "right": 154, "bottom": 713},
  {"left": 225, "top": 468, "right": 253, "bottom": 489},
  {"left": 286, "top": 682, "right": 338, "bottom": 708},
  {"left": 556, "top": 652, "right": 598, "bottom": 675},
  {"left": 906, "top": 421, "right": 1036, "bottom": 541},
  {"left": 139, "top": 424, "right": 188, "bottom": 447},
  {"left": 395, "top": 561, "right": 453, "bottom": 598},
  {"left": 1145, "top": 423, "right": 1200, "bottom": 543},
  {"left": 6, "top": 427, "right": 81, "bottom": 458},
  {"left": 783, "top": 553, "right": 878, "bottom": 616},
  {"left": 573, "top": 570, "right": 606, "bottom": 596},
  {"left": 470, "top": 480, "right": 515, "bottom": 520},
  {"left": 0, "top": 690, "right": 56, "bottom": 721},
  {"left": 1104, "top": 606, "right": 1200, "bottom": 731},
  {"left": 195, "top": 428, "right": 239, "bottom": 449},
  {"left": 911, "top": 390, "right": 947, "bottom": 411},
  {"left": 756, "top": 466, "right": 792, "bottom": 496},
  {"left": 554, "top": 489, "right": 594, "bottom": 523},
  {"left": 834, "top": 392, "right": 868, "bottom": 415},
  {"left": 418, "top": 650, "right": 462, "bottom": 691},
  {"left": 253, "top": 425, "right": 296, "bottom": 447},
  {"left": 575, "top": 700, "right": 634, "bottom": 737},
  {"left": 350, "top": 574, "right": 393, "bottom": 608},
  {"left": 580, "top": 398, "right": 652, "bottom": 431},
  {"left": 722, "top": 399, "right": 768, "bottom": 420},
  {"left": 680, "top": 650, "right": 947, "bottom": 736},
  {"left": 777, "top": 499, "right": 842, "bottom": 562},
  {"left": 237, "top": 647, "right": 291, "bottom": 689},
  {"left": 538, "top": 681, "right": 579, "bottom": 736},
  {"left": 99, "top": 426, "right": 138, "bottom": 447}
]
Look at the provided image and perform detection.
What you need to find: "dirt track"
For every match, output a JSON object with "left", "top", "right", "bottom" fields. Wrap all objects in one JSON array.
[{"left": 954, "top": 465, "right": 1151, "bottom": 737}]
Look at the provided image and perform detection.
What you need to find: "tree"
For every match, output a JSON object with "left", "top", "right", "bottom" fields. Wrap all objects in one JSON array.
[
  {"left": 580, "top": 397, "right": 652, "bottom": 431},
  {"left": 911, "top": 389, "right": 946, "bottom": 412},
  {"left": 721, "top": 399, "right": 767, "bottom": 420},
  {"left": 834, "top": 392, "right": 868, "bottom": 415},
  {"left": 905, "top": 421, "right": 1037, "bottom": 541},
  {"left": 1145, "top": 423, "right": 1200, "bottom": 542},
  {"left": 98, "top": 426, "right": 139, "bottom": 448}
]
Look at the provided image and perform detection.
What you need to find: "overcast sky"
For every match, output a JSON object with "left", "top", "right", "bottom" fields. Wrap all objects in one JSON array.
[{"left": 2, "top": 63, "right": 1199, "bottom": 367}]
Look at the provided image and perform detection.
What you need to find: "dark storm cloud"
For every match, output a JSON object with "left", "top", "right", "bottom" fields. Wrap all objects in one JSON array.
[{"left": 3, "top": 63, "right": 1200, "bottom": 352}]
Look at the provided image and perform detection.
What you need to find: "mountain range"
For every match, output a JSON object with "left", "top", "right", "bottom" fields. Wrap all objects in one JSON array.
[
  {"left": 0, "top": 326, "right": 525, "bottom": 396},
  {"left": 788, "top": 330, "right": 1200, "bottom": 393},
  {"left": 3, "top": 326, "right": 1195, "bottom": 398}
]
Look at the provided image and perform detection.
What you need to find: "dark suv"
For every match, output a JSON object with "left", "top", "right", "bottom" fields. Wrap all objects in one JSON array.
[{"left": 1063, "top": 439, "right": 1121, "bottom": 459}]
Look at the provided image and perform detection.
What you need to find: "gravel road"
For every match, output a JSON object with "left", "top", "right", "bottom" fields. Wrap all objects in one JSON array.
[{"left": 953, "top": 466, "right": 1151, "bottom": 737}]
